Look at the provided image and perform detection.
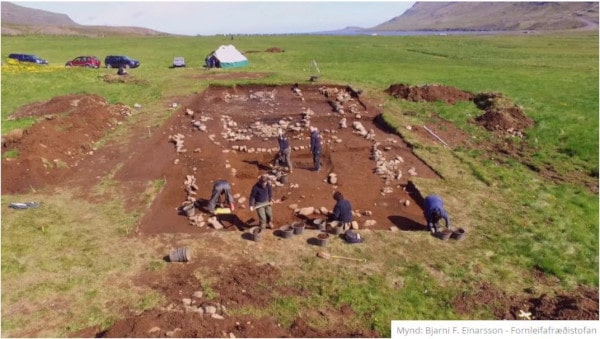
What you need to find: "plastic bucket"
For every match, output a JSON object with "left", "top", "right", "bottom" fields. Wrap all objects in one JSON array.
[
  {"left": 439, "top": 229, "right": 453, "bottom": 241},
  {"left": 452, "top": 228, "right": 465, "bottom": 240},
  {"left": 252, "top": 227, "right": 263, "bottom": 241},
  {"left": 182, "top": 203, "right": 195, "bottom": 217},
  {"left": 169, "top": 247, "right": 191, "bottom": 262},
  {"left": 316, "top": 232, "right": 329, "bottom": 246},
  {"left": 280, "top": 225, "right": 294, "bottom": 239},
  {"left": 331, "top": 225, "right": 344, "bottom": 235},
  {"left": 293, "top": 222, "right": 305, "bottom": 235}
]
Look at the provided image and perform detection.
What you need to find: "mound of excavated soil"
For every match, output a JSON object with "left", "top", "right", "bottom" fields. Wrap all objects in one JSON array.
[
  {"left": 473, "top": 92, "right": 535, "bottom": 133},
  {"left": 265, "top": 47, "right": 284, "bottom": 53},
  {"left": 454, "top": 282, "right": 598, "bottom": 320},
  {"left": 1, "top": 94, "right": 131, "bottom": 194},
  {"left": 385, "top": 83, "right": 474, "bottom": 105}
]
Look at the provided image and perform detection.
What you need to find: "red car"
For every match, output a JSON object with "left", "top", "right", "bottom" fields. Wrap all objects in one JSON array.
[{"left": 65, "top": 56, "right": 101, "bottom": 68}]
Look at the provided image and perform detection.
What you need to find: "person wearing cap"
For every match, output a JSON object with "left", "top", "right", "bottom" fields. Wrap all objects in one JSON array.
[
  {"left": 274, "top": 131, "right": 292, "bottom": 173},
  {"left": 309, "top": 126, "right": 322, "bottom": 172},
  {"left": 249, "top": 175, "right": 274, "bottom": 229},
  {"left": 207, "top": 179, "right": 235, "bottom": 213},
  {"left": 331, "top": 191, "right": 353, "bottom": 230},
  {"left": 423, "top": 194, "right": 450, "bottom": 234}
]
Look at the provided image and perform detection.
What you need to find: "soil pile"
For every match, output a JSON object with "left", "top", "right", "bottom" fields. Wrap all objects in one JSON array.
[
  {"left": 265, "top": 47, "right": 284, "bottom": 53},
  {"left": 454, "top": 282, "right": 598, "bottom": 320},
  {"left": 385, "top": 83, "right": 474, "bottom": 105},
  {"left": 474, "top": 92, "right": 535, "bottom": 133},
  {"left": 1, "top": 94, "right": 131, "bottom": 194}
]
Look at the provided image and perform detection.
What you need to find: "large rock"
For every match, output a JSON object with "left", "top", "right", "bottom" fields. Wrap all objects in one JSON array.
[{"left": 297, "top": 206, "right": 315, "bottom": 216}]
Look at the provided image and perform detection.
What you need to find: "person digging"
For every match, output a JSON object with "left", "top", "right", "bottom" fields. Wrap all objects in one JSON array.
[
  {"left": 423, "top": 194, "right": 450, "bottom": 235},
  {"left": 249, "top": 175, "right": 275, "bottom": 229},
  {"left": 273, "top": 131, "right": 292, "bottom": 173},
  {"left": 207, "top": 179, "right": 235, "bottom": 214}
]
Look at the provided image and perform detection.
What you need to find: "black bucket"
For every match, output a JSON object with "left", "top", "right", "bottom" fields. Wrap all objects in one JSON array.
[
  {"left": 293, "top": 222, "right": 305, "bottom": 235},
  {"left": 438, "top": 229, "right": 452, "bottom": 241},
  {"left": 280, "top": 225, "right": 294, "bottom": 239},
  {"left": 169, "top": 247, "right": 190, "bottom": 262},
  {"left": 316, "top": 232, "right": 329, "bottom": 246},
  {"left": 182, "top": 203, "right": 195, "bottom": 217},
  {"left": 452, "top": 228, "right": 465, "bottom": 240},
  {"left": 252, "top": 227, "right": 263, "bottom": 241}
]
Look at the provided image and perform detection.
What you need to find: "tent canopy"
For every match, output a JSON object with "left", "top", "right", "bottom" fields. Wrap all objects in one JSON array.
[{"left": 206, "top": 45, "right": 248, "bottom": 68}]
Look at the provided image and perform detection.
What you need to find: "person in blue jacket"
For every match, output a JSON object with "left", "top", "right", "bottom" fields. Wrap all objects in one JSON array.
[
  {"left": 331, "top": 191, "right": 353, "bottom": 230},
  {"left": 423, "top": 194, "right": 450, "bottom": 234},
  {"left": 309, "top": 126, "right": 322, "bottom": 172}
]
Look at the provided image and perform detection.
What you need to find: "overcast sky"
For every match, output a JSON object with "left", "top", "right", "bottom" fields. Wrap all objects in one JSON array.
[{"left": 14, "top": 1, "right": 416, "bottom": 35}]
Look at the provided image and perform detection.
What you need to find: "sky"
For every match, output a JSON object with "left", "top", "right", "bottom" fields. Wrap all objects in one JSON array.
[{"left": 13, "top": 1, "right": 416, "bottom": 36}]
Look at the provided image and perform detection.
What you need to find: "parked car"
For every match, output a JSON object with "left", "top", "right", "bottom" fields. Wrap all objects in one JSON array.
[
  {"left": 8, "top": 53, "right": 48, "bottom": 65},
  {"left": 104, "top": 55, "right": 140, "bottom": 69},
  {"left": 173, "top": 57, "right": 186, "bottom": 67},
  {"left": 65, "top": 56, "right": 101, "bottom": 68}
]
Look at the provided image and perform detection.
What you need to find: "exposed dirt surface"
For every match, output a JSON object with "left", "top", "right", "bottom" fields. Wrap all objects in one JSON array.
[
  {"left": 3, "top": 83, "right": 597, "bottom": 337},
  {"left": 386, "top": 83, "right": 474, "bottom": 105},
  {"left": 473, "top": 92, "right": 535, "bottom": 134},
  {"left": 73, "top": 257, "right": 378, "bottom": 338},
  {"left": 453, "top": 282, "right": 599, "bottom": 320},
  {"left": 2, "top": 94, "right": 132, "bottom": 194},
  {"left": 265, "top": 47, "right": 285, "bottom": 53},
  {"left": 387, "top": 83, "right": 597, "bottom": 193}
]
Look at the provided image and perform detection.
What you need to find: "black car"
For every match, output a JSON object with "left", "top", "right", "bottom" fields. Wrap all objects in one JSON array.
[
  {"left": 104, "top": 55, "right": 140, "bottom": 69},
  {"left": 8, "top": 53, "right": 48, "bottom": 65}
]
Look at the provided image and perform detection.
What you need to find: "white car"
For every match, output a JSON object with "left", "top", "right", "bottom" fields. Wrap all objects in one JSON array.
[{"left": 173, "top": 57, "right": 186, "bottom": 68}]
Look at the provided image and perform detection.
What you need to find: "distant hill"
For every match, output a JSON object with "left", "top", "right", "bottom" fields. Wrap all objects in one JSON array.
[
  {"left": 371, "top": 2, "right": 599, "bottom": 32},
  {"left": 1, "top": 2, "right": 171, "bottom": 36}
]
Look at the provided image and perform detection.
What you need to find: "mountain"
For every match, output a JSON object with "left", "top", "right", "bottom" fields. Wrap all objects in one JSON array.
[
  {"left": 1, "top": 2, "right": 171, "bottom": 36},
  {"left": 371, "top": 2, "right": 599, "bottom": 32}
]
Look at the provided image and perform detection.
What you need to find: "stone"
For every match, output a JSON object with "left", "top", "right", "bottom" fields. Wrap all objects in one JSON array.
[
  {"left": 363, "top": 220, "right": 377, "bottom": 227},
  {"left": 297, "top": 206, "right": 315, "bottom": 216},
  {"left": 208, "top": 217, "right": 224, "bottom": 230},
  {"left": 204, "top": 305, "right": 217, "bottom": 314}
]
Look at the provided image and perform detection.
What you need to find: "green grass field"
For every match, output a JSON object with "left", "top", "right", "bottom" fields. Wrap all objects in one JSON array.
[{"left": 1, "top": 32, "right": 598, "bottom": 336}]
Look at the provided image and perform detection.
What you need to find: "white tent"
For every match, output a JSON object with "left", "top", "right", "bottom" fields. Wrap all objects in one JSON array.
[{"left": 206, "top": 45, "right": 248, "bottom": 68}]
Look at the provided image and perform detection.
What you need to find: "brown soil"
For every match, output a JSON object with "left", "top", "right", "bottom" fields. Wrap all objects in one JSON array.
[
  {"left": 265, "top": 47, "right": 285, "bottom": 53},
  {"left": 386, "top": 83, "right": 474, "bottom": 105},
  {"left": 387, "top": 83, "right": 596, "bottom": 192},
  {"left": 3, "top": 83, "right": 597, "bottom": 337},
  {"left": 453, "top": 282, "right": 599, "bottom": 320}
]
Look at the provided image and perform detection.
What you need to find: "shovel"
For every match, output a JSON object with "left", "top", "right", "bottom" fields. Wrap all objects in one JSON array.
[{"left": 317, "top": 251, "right": 366, "bottom": 263}]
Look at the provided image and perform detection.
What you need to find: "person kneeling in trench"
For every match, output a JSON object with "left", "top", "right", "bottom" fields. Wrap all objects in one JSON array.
[
  {"left": 249, "top": 175, "right": 274, "bottom": 229},
  {"left": 330, "top": 191, "right": 353, "bottom": 230},
  {"left": 423, "top": 194, "right": 450, "bottom": 234}
]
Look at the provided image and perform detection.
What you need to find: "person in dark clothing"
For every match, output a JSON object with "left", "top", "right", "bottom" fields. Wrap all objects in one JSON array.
[
  {"left": 331, "top": 191, "right": 353, "bottom": 230},
  {"left": 423, "top": 194, "right": 450, "bottom": 234},
  {"left": 207, "top": 179, "right": 235, "bottom": 213},
  {"left": 309, "top": 126, "right": 322, "bottom": 172},
  {"left": 274, "top": 131, "right": 292, "bottom": 172},
  {"left": 249, "top": 175, "right": 274, "bottom": 229},
  {"left": 117, "top": 66, "right": 128, "bottom": 76}
]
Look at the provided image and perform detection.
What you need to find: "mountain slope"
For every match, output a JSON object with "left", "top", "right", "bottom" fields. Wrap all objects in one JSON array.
[
  {"left": 1, "top": 2, "right": 171, "bottom": 36},
  {"left": 372, "top": 2, "right": 599, "bottom": 31}
]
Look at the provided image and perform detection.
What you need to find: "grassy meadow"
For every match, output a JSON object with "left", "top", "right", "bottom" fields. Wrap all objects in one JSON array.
[{"left": 1, "top": 32, "right": 598, "bottom": 336}]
